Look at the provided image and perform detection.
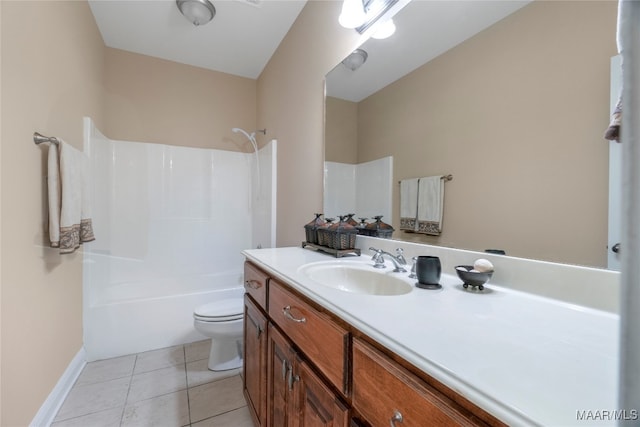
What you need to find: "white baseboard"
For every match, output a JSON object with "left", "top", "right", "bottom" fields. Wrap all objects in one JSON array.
[{"left": 30, "top": 348, "right": 86, "bottom": 427}]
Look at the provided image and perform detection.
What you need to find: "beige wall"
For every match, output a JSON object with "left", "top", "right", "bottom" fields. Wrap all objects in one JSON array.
[
  {"left": 325, "top": 96, "right": 358, "bottom": 163},
  {"left": 257, "top": 1, "right": 361, "bottom": 246},
  {"left": 1, "top": 2, "right": 258, "bottom": 424},
  {"left": 104, "top": 48, "right": 257, "bottom": 151},
  {"left": 0, "top": 0, "right": 357, "bottom": 423},
  {"left": 0, "top": 1, "right": 105, "bottom": 425},
  {"left": 354, "top": 1, "right": 616, "bottom": 267}
]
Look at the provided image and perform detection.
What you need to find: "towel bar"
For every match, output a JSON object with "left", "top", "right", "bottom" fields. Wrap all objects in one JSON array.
[
  {"left": 398, "top": 174, "right": 452, "bottom": 185},
  {"left": 33, "top": 132, "right": 59, "bottom": 145}
]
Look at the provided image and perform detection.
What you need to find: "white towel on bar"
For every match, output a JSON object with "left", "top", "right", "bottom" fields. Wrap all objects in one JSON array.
[
  {"left": 400, "top": 178, "right": 419, "bottom": 231},
  {"left": 48, "top": 140, "right": 95, "bottom": 253},
  {"left": 417, "top": 176, "right": 444, "bottom": 235}
]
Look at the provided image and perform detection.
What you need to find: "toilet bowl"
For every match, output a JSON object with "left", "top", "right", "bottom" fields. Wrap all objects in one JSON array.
[{"left": 193, "top": 298, "right": 244, "bottom": 371}]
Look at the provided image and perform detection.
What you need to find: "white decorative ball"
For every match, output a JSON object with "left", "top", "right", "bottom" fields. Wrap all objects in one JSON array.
[{"left": 473, "top": 258, "right": 494, "bottom": 273}]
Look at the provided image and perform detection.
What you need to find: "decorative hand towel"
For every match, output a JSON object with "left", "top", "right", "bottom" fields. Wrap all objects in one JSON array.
[
  {"left": 417, "top": 176, "right": 444, "bottom": 235},
  {"left": 400, "top": 178, "right": 419, "bottom": 231},
  {"left": 604, "top": 1, "right": 624, "bottom": 142},
  {"left": 48, "top": 140, "right": 95, "bottom": 254},
  {"left": 604, "top": 97, "right": 622, "bottom": 142}
]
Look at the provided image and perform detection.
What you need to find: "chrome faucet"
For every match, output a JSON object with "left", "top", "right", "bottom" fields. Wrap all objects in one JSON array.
[{"left": 369, "top": 247, "right": 408, "bottom": 273}]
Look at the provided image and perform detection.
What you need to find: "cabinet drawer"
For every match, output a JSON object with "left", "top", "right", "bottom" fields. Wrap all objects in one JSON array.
[
  {"left": 353, "top": 339, "right": 483, "bottom": 427},
  {"left": 268, "top": 280, "right": 348, "bottom": 395},
  {"left": 244, "top": 261, "right": 268, "bottom": 310}
]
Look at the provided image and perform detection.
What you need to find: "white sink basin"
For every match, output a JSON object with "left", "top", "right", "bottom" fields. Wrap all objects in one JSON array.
[{"left": 297, "top": 261, "right": 412, "bottom": 296}]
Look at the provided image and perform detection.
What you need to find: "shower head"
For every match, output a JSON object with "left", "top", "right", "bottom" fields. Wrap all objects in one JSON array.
[
  {"left": 232, "top": 127, "right": 261, "bottom": 155},
  {"left": 232, "top": 127, "right": 266, "bottom": 139},
  {"left": 232, "top": 127, "right": 252, "bottom": 139}
]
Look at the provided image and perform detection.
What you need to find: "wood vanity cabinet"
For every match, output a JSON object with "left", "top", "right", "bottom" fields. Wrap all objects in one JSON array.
[
  {"left": 243, "top": 261, "right": 270, "bottom": 427},
  {"left": 267, "top": 323, "right": 349, "bottom": 427},
  {"left": 243, "top": 260, "right": 504, "bottom": 427},
  {"left": 244, "top": 294, "right": 268, "bottom": 427}
]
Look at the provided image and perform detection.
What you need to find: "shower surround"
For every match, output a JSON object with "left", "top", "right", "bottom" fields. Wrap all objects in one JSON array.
[{"left": 82, "top": 118, "right": 276, "bottom": 361}]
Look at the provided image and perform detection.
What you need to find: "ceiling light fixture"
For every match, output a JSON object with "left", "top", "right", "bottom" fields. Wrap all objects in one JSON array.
[
  {"left": 176, "top": 0, "right": 216, "bottom": 26},
  {"left": 341, "top": 49, "right": 368, "bottom": 71},
  {"left": 370, "top": 18, "right": 396, "bottom": 39},
  {"left": 339, "top": 0, "right": 398, "bottom": 33},
  {"left": 338, "top": 0, "right": 367, "bottom": 29}
]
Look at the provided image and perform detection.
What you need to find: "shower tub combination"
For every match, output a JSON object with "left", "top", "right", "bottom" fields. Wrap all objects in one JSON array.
[
  {"left": 82, "top": 118, "right": 276, "bottom": 361},
  {"left": 84, "top": 269, "right": 244, "bottom": 361}
]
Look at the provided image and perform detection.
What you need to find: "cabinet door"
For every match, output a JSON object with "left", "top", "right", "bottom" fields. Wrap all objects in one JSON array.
[
  {"left": 293, "top": 358, "right": 349, "bottom": 427},
  {"left": 244, "top": 295, "right": 268, "bottom": 426},
  {"left": 267, "top": 324, "right": 295, "bottom": 427}
]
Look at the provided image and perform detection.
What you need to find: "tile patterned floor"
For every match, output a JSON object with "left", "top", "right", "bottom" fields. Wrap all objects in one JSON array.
[{"left": 52, "top": 341, "right": 255, "bottom": 427}]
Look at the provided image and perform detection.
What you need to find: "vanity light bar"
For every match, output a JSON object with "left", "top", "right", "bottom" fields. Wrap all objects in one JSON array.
[{"left": 355, "top": 0, "right": 399, "bottom": 34}]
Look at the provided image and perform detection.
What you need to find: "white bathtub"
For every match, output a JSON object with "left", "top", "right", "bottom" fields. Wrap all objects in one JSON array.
[{"left": 83, "top": 270, "right": 244, "bottom": 362}]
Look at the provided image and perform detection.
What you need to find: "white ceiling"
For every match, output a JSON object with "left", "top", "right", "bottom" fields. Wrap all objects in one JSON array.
[
  {"left": 88, "top": 0, "right": 308, "bottom": 79},
  {"left": 89, "top": 0, "right": 530, "bottom": 95}
]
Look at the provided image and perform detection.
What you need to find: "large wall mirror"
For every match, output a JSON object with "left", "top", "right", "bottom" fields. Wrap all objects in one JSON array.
[{"left": 325, "top": 0, "right": 618, "bottom": 268}]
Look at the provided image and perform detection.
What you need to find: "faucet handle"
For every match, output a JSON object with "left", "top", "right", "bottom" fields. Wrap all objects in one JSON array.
[
  {"left": 408, "top": 256, "right": 418, "bottom": 279},
  {"left": 369, "top": 247, "right": 386, "bottom": 269},
  {"left": 395, "top": 248, "right": 407, "bottom": 265}
]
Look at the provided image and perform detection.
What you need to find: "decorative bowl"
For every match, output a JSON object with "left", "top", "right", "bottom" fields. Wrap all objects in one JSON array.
[{"left": 455, "top": 265, "right": 493, "bottom": 290}]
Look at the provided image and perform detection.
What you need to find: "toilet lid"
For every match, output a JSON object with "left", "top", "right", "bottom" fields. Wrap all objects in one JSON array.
[
  {"left": 194, "top": 298, "right": 243, "bottom": 321},
  {"left": 194, "top": 312, "right": 242, "bottom": 322}
]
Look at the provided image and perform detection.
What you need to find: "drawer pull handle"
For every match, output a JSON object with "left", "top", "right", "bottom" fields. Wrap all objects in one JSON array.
[
  {"left": 390, "top": 410, "right": 403, "bottom": 426},
  {"left": 287, "top": 366, "right": 300, "bottom": 391},
  {"left": 256, "top": 324, "right": 263, "bottom": 339},
  {"left": 283, "top": 306, "right": 306, "bottom": 323},
  {"left": 245, "top": 279, "right": 261, "bottom": 289}
]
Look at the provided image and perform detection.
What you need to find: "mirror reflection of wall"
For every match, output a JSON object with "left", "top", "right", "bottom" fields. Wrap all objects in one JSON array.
[
  {"left": 325, "top": 0, "right": 618, "bottom": 268},
  {"left": 324, "top": 95, "right": 394, "bottom": 224},
  {"left": 324, "top": 157, "right": 393, "bottom": 222}
]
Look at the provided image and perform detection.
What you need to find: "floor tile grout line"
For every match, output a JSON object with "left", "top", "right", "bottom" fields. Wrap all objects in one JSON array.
[
  {"left": 189, "top": 399, "right": 249, "bottom": 426},
  {"left": 120, "top": 385, "right": 191, "bottom": 406},
  {"left": 183, "top": 344, "right": 193, "bottom": 426},
  {"left": 119, "top": 354, "right": 138, "bottom": 426},
  {"left": 63, "top": 354, "right": 136, "bottom": 389},
  {"left": 52, "top": 365, "right": 132, "bottom": 424},
  {"left": 53, "top": 342, "right": 215, "bottom": 426},
  {"left": 52, "top": 406, "right": 124, "bottom": 425}
]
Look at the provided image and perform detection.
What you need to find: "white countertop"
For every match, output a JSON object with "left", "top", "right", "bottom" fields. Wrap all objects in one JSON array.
[{"left": 243, "top": 246, "right": 619, "bottom": 427}]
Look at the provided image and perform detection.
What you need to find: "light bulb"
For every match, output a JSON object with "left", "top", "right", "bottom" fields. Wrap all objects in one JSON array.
[
  {"left": 371, "top": 18, "right": 396, "bottom": 39},
  {"left": 339, "top": 0, "right": 367, "bottom": 29}
]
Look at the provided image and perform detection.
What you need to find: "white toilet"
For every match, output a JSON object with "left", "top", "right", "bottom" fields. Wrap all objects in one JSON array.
[{"left": 193, "top": 297, "right": 244, "bottom": 371}]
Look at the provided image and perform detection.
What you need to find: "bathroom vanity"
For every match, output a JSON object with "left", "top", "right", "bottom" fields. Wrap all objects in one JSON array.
[{"left": 242, "top": 241, "right": 619, "bottom": 427}]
